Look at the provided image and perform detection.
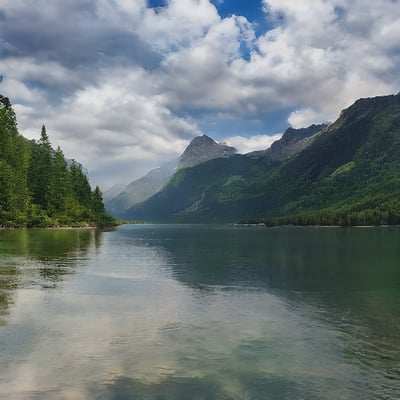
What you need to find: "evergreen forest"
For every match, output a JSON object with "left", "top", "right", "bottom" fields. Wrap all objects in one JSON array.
[{"left": 0, "top": 95, "right": 115, "bottom": 228}]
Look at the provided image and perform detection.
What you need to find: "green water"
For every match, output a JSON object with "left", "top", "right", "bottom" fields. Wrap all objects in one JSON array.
[{"left": 0, "top": 225, "right": 399, "bottom": 399}]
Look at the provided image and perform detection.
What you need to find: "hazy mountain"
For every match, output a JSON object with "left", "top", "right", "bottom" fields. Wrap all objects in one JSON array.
[
  {"left": 105, "top": 161, "right": 176, "bottom": 217},
  {"left": 124, "top": 93, "right": 400, "bottom": 225},
  {"left": 103, "top": 183, "right": 126, "bottom": 203}
]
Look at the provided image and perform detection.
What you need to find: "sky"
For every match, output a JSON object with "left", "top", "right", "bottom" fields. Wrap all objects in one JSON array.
[{"left": 1, "top": 0, "right": 400, "bottom": 188}]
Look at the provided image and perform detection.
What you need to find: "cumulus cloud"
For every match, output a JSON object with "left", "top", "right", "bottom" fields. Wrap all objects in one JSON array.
[
  {"left": 13, "top": 66, "right": 200, "bottom": 185},
  {"left": 140, "top": 0, "right": 220, "bottom": 50},
  {"left": 258, "top": 0, "right": 400, "bottom": 118},
  {"left": 156, "top": 0, "right": 400, "bottom": 125},
  {"left": 1, "top": 0, "right": 400, "bottom": 187},
  {"left": 159, "top": 15, "right": 256, "bottom": 111}
]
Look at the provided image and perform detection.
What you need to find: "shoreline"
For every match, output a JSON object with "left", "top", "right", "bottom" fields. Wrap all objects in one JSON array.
[
  {"left": 0, "top": 225, "right": 119, "bottom": 231},
  {"left": 234, "top": 222, "right": 399, "bottom": 228}
]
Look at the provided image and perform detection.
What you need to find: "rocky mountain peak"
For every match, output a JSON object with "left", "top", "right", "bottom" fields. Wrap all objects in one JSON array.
[{"left": 178, "top": 134, "right": 236, "bottom": 169}]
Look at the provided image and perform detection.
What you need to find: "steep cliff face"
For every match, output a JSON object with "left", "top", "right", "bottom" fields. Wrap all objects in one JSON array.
[{"left": 178, "top": 135, "right": 236, "bottom": 169}]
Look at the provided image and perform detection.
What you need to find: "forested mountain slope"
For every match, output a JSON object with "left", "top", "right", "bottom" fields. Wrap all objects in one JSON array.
[
  {"left": 0, "top": 95, "right": 113, "bottom": 228},
  {"left": 125, "top": 93, "right": 400, "bottom": 225}
]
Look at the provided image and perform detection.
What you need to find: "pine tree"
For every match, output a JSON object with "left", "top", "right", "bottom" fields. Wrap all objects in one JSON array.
[
  {"left": 92, "top": 185, "right": 105, "bottom": 215},
  {"left": 48, "top": 146, "right": 70, "bottom": 216},
  {"left": 28, "top": 125, "right": 53, "bottom": 209},
  {"left": 69, "top": 161, "right": 92, "bottom": 208}
]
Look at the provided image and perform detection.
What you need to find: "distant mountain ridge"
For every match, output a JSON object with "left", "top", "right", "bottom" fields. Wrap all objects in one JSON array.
[
  {"left": 105, "top": 127, "right": 327, "bottom": 216},
  {"left": 105, "top": 162, "right": 176, "bottom": 216},
  {"left": 110, "top": 123, "right": 331, "bottom": 219},
  {"left": 123, "top": 93, "right": 400, "bottom": 225}
]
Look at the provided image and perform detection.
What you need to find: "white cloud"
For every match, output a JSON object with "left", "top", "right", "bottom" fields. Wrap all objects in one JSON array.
[
  {"left": 225, "top": 133, "right": 282, "bottom": 154},
  {"left": 140, "top": 0, "right": 220, "bottom": 51},
  {"left": 257, "top": 0, "right": 400, "bottom": 116},
  {"left": 159, "top": 15, "right": 255, "bottom": 111},
  {"left": 12, "top": 66, "right": 200, "bottom": 187},
  {"left": 288, "top": 108, "right": 328, "bottom": 129},
  {"left": 156, "top": 0, "right": 400, "bottom": 124},
  {"left": 2, "top": 0, "right": 400, "bottom": 187}
]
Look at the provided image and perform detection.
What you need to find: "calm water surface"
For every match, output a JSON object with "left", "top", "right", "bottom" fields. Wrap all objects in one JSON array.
[{"left": 0, "top": 225, "right": 399, "bottom": 399}]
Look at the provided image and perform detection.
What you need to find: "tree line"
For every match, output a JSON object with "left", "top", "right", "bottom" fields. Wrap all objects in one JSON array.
[{"left": 0, "top": 95, "right": 115, "bottom": 228}]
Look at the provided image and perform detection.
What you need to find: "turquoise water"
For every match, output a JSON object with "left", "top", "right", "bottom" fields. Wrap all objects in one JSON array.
[{"left": 0, "top": 225, "right": 399, "bottom": 399}]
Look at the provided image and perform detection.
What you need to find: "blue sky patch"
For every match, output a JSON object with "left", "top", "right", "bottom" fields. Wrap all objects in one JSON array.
[
  {"left": 211, "top": 0, "right": 272, "bottom": 36},
  {"left": 147, "top": 0, "right": 168, "bottom": 8}
]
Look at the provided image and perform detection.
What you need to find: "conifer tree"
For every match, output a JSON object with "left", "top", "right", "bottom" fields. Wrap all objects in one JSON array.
[
  {"left": 69, "top": 161, "right": 92, "bottom": 208},
  {"left": 92, "top": 185, "right": 105, "bottom": 215},
  {"left": 48, "top": 146, "right": 70, "bottom": 216},
  {"left": 28, "top": 125, "right": 52, "bottom": 209}
]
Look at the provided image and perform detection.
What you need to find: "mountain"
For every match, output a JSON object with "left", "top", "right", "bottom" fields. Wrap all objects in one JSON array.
[
  {"left": 124, "top": 93, "right": 400, "bottom": 225},
  {"left": 103, "top": 183, "right": 126, "bottom": 203},
  {"left": 178, "top": 135, "right": 236, "bottom": 169},
  {"left": 247, "top": 123, "right": 327, "bottom": 161},
  {"left": 105, "top": 162, "right": 176, "bottom": 217},
  {"left": 122, "top": 125, "right": 327, "bottom": 221},
  {"left": 105, "top": 136, "right": 236, "bottom": 216}
]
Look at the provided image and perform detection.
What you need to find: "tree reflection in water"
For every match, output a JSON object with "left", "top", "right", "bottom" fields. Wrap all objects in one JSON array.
[{"left": 0, "top": 228, "right": 97, "bottom": 317}]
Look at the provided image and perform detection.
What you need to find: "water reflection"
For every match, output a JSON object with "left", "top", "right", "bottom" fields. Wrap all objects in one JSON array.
[
  {"left": 119, "top": 225, "right": 400, "bottom": 291},
  {"left": 0, "top": 228, "right": 94, "bottom": 259},
  {"left": 0, "top": 225, "right": 400, "bottom": 399},
  {"left": 117, "top": 225, "right": 400, "bottom": 398},
  {"left": 88, "top": 373, "right": 308, "bottom": 400},
  {"left": 0, "top": 228, "right": 96, "bottom": 320}
]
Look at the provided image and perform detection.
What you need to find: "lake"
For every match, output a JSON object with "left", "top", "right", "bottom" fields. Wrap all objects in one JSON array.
[{"left": 0, "top": 225, "right": 399, "bottom": 399}]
